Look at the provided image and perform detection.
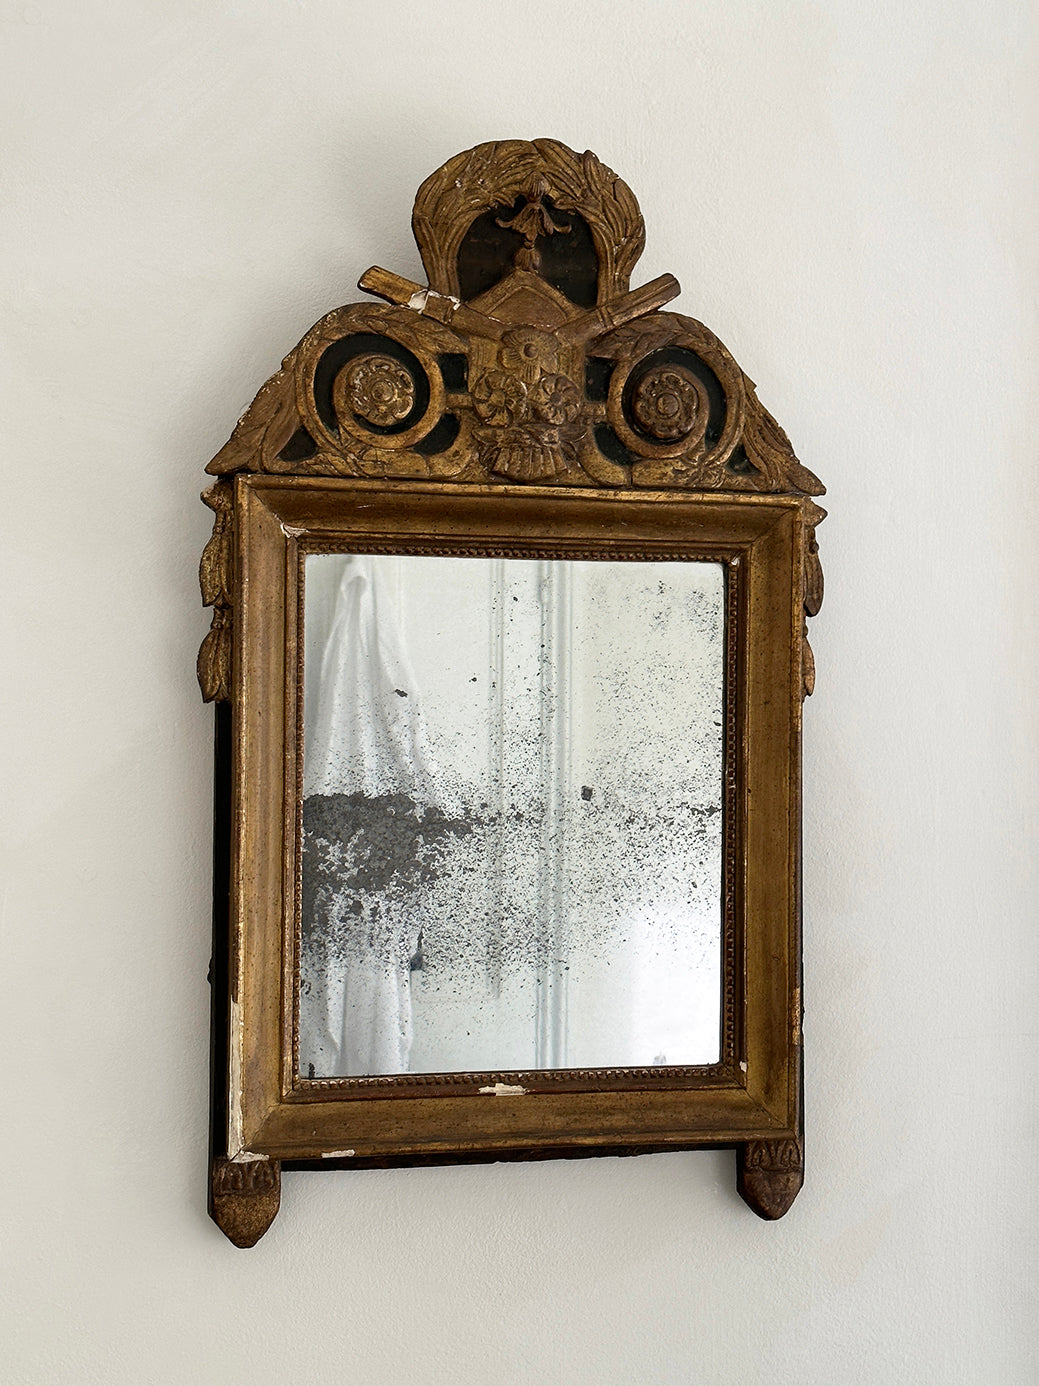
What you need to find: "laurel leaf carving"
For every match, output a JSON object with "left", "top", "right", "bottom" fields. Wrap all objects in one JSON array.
[
  {"left": 197, "top": 613, "right": 231, "bottom": 704},
  {"left": 207, "top": 351, "right": 301, "bottom": 476},
  {"left": 741, "top": 386, "right": 824, "bottom": 496},
  {"left": 197, "top": 481, "right": 233, "bottom": 703},
  {"left": 805, "top": 532, "right": 824, "bottom": 617},
  {"left": 803, "top": 633, "right": 816, "bottom": 698}
]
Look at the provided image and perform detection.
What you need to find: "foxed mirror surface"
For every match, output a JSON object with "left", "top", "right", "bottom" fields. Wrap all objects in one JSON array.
[{"left": 298, "top": 552, "right": 726, "bottom": 1080}]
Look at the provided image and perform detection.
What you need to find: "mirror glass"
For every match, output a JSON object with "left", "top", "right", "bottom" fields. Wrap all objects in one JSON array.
[{"left": 298, "top": 552, "right": 725, "bottom": 1079}]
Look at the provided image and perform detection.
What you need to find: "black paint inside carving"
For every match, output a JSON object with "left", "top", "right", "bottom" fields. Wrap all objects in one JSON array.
[
  {"left": 438, "top": 353, "right": 468, "bottom": 391},
  {"left": 458, "top": 199, "right": 523, "bottom": 301},
  {"left": 726, "top": 444, "right": 759, "bottom": 476},
  {"left": 414, "top": 413, "right": 460, "bottom": 456},
  {"left": 585, "top": 357, "right": 614, "bottom": 401},
  {"left": 313, "top": 333, "right": 430, "bottom": 436},
  {"left": 278, "top": 426, "right": 318, "bottom": 462},
  {"left": 457, "top": 197, "right": 598, "bottom": 307},
  {"left": 594, "top": 423, "right": 636, "bottom": 467}
]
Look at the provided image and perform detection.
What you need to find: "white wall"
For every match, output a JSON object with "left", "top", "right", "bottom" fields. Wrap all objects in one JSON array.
[{"left": 2, "top": 3, "right": 1036, "bottom": 1382}]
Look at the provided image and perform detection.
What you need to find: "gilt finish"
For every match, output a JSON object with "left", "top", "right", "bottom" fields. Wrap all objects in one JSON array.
[
  {"left": 203, "top": 139, "right": 822, "bottom": 493},
  {"left": 210, "top": 1156, "right": 281, "bottom": 1248},
  {"left": 199, "top": 139, "right": 825, "bottom": 1240},
  {"left": 200, "top": 138, "right": 824, "bottom": 704}
]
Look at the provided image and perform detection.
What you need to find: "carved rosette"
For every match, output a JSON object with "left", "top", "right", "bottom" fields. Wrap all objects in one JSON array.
[
  {"left": 631, "top": 366, "right": 703, "bottom": 440},
  {"left": 340, "top": 354, "right": 416, "bottom": 427}
]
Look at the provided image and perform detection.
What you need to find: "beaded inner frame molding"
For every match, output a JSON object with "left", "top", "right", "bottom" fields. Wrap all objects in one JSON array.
[{"left": 199, "top": 139, "right": 825, "bottom": 1247}]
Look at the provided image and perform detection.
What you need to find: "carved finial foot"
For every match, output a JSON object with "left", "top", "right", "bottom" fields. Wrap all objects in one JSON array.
[
  {"left": 737, "top": 1136, "right": 803, "bottom": 1220},
  {"left": 210, "top": 1157, "right": 281, "bottom": 1247}
]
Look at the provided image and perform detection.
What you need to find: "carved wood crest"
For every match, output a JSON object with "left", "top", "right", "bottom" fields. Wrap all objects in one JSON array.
[{"left": 199, "top": 139, "right": 825, "bottom": 706}]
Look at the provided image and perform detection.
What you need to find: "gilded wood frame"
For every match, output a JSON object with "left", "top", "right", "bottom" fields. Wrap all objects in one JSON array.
[{"left": 199, "top": 140, "right": 824, "bottom": 1245}]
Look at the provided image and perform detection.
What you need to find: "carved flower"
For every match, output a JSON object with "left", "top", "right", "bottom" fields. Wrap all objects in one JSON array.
[
  {"left": 343, "top": 355, "right": 415, "bottom": 428},
  {"left": 531, "top": 373, "right": 582, "bottom": 427},
  {"left": 631, "top": 367, "right": 700, "bottom": 441},
  {"left": 495, "top": 179, "right": 571, "bottom": 243},
  {"left": 472, "top": 370, "right": 527, "bottom": 426},
  {"left": 499, "top": 328, "right": 558, "bottom": 384}
]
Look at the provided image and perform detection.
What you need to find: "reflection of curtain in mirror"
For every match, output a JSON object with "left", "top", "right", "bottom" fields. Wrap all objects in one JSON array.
[
  {"left": 300, "top": 554, "right": 572, "bottom": 1075},
  {"left": 300, "top": 554, "right": 440, "bottom": 1078}
]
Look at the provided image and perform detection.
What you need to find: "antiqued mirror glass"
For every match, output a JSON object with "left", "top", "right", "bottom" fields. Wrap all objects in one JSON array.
[{"left": 299, "top": 553, "right": 726, "bottom": 1079}]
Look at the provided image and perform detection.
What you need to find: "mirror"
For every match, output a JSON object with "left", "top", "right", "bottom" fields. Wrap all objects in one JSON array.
[
  {"left": 299, "top": 553, "right": 725, "bottom": 1078},
  {"left": 198, "top": 137, "right": 825, "bottom": 1246}
]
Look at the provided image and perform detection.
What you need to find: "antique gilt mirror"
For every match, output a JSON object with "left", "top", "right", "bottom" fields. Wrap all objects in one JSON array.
[{"left": 198, "top": 139, "right": 825, "bottom": 1247}]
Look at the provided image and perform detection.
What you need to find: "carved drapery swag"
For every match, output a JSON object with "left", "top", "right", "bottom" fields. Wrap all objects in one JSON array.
[{"left": 198, "top": 138, "right": 824, "bottom": 708}]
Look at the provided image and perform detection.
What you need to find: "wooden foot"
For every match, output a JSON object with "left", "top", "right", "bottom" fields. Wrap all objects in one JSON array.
[
  {"left": 737, "top": 1135, "right": 803, "bottom": 1220},
  {"left": 210, "top": 1157, "right": 281, "bottom": 1247}
]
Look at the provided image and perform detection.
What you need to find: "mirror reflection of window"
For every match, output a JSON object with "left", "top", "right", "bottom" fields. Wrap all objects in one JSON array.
[{"left": 299, "top": 553, "right": 725, "bottom": 1079}]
